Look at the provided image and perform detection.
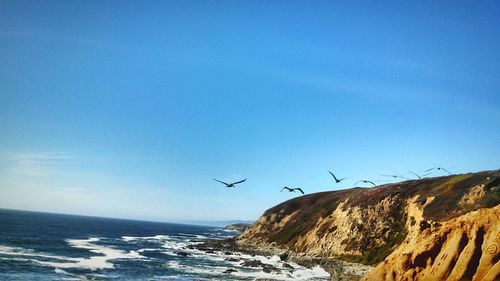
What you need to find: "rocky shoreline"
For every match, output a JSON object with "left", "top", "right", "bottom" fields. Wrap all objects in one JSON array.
[{"left": 188, "top": 238, "right": 372, "bottom": 281}]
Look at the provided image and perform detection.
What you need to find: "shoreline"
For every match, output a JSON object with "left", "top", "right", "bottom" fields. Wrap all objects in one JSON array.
[{"left": 189, "top": 238, "right": 372, "bottom": 281}]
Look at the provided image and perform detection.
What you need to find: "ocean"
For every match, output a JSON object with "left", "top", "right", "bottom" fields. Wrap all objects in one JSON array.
[{"left": 0, "top": 209, "right": 330, "bottom": 280}]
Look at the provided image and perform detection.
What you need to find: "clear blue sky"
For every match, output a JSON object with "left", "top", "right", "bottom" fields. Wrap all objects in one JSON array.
[{"left": 1, "top": 1, "right": 499, "bottom": 222}]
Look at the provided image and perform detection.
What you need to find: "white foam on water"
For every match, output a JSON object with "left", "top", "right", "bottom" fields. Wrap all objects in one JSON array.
[
  {"left": 0, "top": 245, "right": 70, "bottom": 261},
  {"left": 54, "top": 268, "right": 69, "bottom": 274},
  {"left": 0, "top": 256, "right": 32, "bottom": 262},
  {"left": 157, "top": 246, "right": 330, "bottom": 281},
  {"left": 0, "top": 245, "right": 34, "bottom": 254},
  {"left": 39, "top": 237, "right": 146, "bottom": 270},
  {"left": 189, "top": 249, "right": 330, "bottom": 280},
  {"left": 218, "top": 263, "right": 330, "bottom": 281},
  {"left": 122, "top": 236, "right": 139, "bottom": 242},
  {"left": 288, "top": 265, "right": 331, "bottom": 280},
  {"left": 68, "top": 237, "right": 145, "bottom": 261},
  {"left": 123, "top": 234, "right": 207, "bottom": 258},
  {"left": 137, "top": 248, "right": 158, "bottom": 253},
  {"left": 161, "top": 240, "right": 189, "bottom": 250},
  {"left": 122, "top": 235, "right": 171, "bottom": 242},
  {"left": 2, "top": 233, "right": 330, "bottom": 280},
  {"left": 171, "top": 263, "right": 232, "bottom": 275},
  {"left": 163, "top": 262, "right": 287, "bottom": 280},
  {"left": 122, "top": 234, "right": 204, "bottom": 258},
  {"left": 158, "top": 242, "right": 225, "bottom": 261},
  {"left": 1, "top": 238, "right": 146, "bottom": 271},
  {"left": 178, "top": 233, "right": 208, "bottom": 239},
  {"left": 120, "top": 233, "right": 330, "bottom": 281},
  {"left": 165, "top": 260, "right": 180, "bottom": 269},
  {"left": 54, "top": 263, "right": 90, "bottom": 280}
]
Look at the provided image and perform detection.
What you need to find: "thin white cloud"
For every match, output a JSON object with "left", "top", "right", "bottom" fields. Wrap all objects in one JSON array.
[
  {"left": 0, "top": 150, "right": 184, "bottom": 220},
  {"left": 0, "top": 151, "right": 80, "bottom": 178}
]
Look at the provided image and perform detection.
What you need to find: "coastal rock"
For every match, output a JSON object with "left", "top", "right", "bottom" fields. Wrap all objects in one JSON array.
[
  {"left": 241, "top": 259, "right": 264, "bottom": 267},
  {"left": 191, "top": 236, "right": 371, "bottom": 280},
  {"left": 279, "top": 251, "right": 289, "bottom": 261},
  {"left": 175, "top": 251, "right": 191, "bottom": 257},
  {"left": 225, "top": 223, "right": 252, "bottom": 232},
  {"left": 239, "top": 259, "right": 281, "bottom": 273},
  {"left": 222, "top": 268, "right": 237, "bottom": 274},
  {"left": 262, "top": 263, "right": 281, "bottom": 273}
]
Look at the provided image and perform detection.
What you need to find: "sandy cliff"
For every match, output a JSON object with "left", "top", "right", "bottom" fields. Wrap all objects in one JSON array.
[
  {"left": 364, "top": 205, "right": 499, "bottom": 281},
  {"left": 236, "top": 170, "right": 500, "bottom": 280}
]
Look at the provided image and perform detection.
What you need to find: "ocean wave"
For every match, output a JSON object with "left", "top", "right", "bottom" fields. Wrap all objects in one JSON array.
[
  {"left": 161, "top": 260, "right": 329, "bottom": 281},
  {"left": 122, "top": 234, "right": 208, "bottom": 259},
  {"left": 122, "top": 235, "right": 171, "bottom": 242},
  {"left": 165, "top": 260, "right": 180, "bottom": 269},
  {"left": 137, "top": 248, "right": 159, "bottom": 253},
  {"left": 0, "top": 245, "right": 70, "bottom": 261},
  {"left": 53, "top": 267, "right": 82, "bottom": 280},
  {"left": 0, "top": 256, "right": 32, "bottom": 262},
  {"left": 178, "top": 233, "right": 209, "bottom": 240},
  {"left": 220, "top": 228, "right": 239, "bottom": 233},
  {"left": 156, "top": 241, "right": 329, "bottom": 281},
  {"left": 151, "top": 276, "right": 182, "bottom": 280},
  {"left": 120, "top": 233, "right": 330, "bottom": 280},
  {"left": 1, "top": 232, "right": 329, "bottom": 280},
  {"left": 201, "top": 251, "right": 329, "bottom": 280},
  {"left": 122, "top": 234, "right": 204, "bottom": 248},
  {"left": 37, "top": 237, "right": 146, "bottom": 270},
  {"left": 0, "top": 238, "right": 146, "bottom": 271}
]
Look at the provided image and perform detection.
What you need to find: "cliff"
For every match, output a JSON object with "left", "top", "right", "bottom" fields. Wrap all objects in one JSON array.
[{"left": 236, "top": 170, "right": 500, "bottom": 280}]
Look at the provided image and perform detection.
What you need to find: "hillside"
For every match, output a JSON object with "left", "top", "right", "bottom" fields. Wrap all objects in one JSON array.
[{"left": 236, "top": 170, "right": 500, "bottom": 280}]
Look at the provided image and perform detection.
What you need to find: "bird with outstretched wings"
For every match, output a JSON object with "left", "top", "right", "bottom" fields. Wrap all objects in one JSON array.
[
  {"left": 281, "top": 186, "right": 305, "bottom": 194},
  {"left": 329, "top": 171, "right": 347, "bottom": 183},
  {"left": 381, "top": 173, "right": 408, "bottom": 179},
  {"left": 409, "top": 171, "right": 431, "bottom": 179},
  {"left": 425, "top": 167, "right": 451, "bottom": 175},
  {"left": 354, "top": 180, "right": 376, "bottom": 187},
  {"left": 213, "top": 178, "right": 247, "bottom": 187}
]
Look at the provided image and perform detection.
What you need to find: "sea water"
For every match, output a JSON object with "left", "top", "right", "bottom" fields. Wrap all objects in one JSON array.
[{"left": 0, "top": 209, "right": 330, "bottom": 280}]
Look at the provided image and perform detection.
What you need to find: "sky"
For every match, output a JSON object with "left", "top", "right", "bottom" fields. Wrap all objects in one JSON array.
[{"left": 1, "top": 0, "right": 499, "bottom": 223}]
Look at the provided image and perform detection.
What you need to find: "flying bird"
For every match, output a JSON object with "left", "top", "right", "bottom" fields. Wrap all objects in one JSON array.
[
  {"left": 381, "top": 174, "right": 408, "bottom": 179},
  {"left": 425, "top": 167, "right": 451, "bottom": 175},
  {"left": 354, "top": 180, "right": 376, "bottom": 187},
  {"left": 213, "top": 178, "right": 247, "bottom": 187},
  {"left": 329, "top": 171, "right": 347, "bottom": 183},
  {"left": 409, "top": 171, "right": 431, "bottom": 179},
  {"left": 281, "top": 186, "right": 305, "bottom": 194}
]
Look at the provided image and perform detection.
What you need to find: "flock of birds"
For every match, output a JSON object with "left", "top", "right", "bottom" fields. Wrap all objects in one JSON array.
[{"left": 213, "top": 167, "right": 452, "bottom": 196}]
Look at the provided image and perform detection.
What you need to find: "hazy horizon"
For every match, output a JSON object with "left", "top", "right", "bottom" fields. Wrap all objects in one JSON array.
[
  {"left": 1, "top": 1, "right": 499, "bottom": 221},
  {"left": 0, "top": 207, "right": 254, "bottom": 227}
]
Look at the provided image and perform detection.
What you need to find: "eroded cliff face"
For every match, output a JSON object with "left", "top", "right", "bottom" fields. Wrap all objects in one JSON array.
[
  {"left": 363, "top": 205, "right": 499, "bottom": 281},
  {"left": 236, "top": 170, "right": 500, "bottom": 279}
]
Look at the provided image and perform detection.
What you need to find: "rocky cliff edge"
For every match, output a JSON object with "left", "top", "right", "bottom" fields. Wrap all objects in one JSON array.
[{"left": 236, "top": 170, "right": 500, "bottom": 280}]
